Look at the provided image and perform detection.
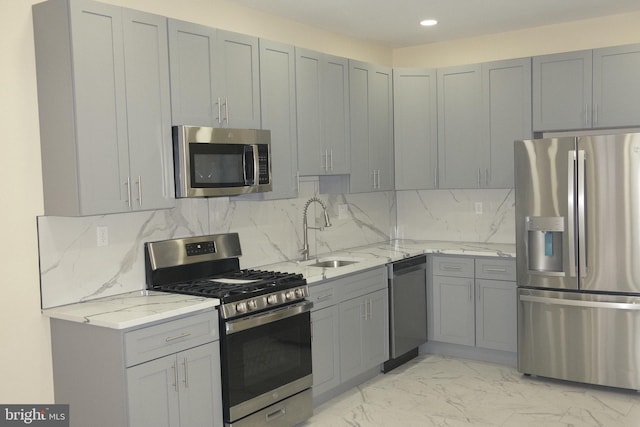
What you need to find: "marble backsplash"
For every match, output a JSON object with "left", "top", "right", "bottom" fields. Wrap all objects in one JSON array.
[
  {"left": 37, "top": 179, "right": 395, "bottom": 308},
  {"left": 37, "top": 182, "right": 515, "bottom": 308},
  {"left": 396, "top": 189, "right": 515, "bottom": 244}
]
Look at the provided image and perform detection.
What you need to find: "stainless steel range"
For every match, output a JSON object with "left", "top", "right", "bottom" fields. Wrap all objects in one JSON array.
[{"left": 145, "top": 233, "right": 313, "bottom": 427}]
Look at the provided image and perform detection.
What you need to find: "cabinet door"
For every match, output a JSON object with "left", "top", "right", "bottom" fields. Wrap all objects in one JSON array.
[
  {"left": 311, "top": 306, "right": 340, "bottom": 397},
  {"left": 70, "top": 1, "right": 130, "bottom": 215},
  {"left": 393, "top": 68, "right": 438, "bottom": 190},
  {"left": 122, "top": 9, "right": 175, "bottom": 210},
  {"left": 532, "top": 50, "right": 592, "bottom": 131},
  {"left": 370, "top": 65, "right": 394, "bottom": 191},
  {"left": 339, "top": 296, "right": 365, "bottom": 382},
  {"left": 253, "top": 39, "right": 298, "bottom": 200},
  {"left": 349, "top": 60, "right": 372, "bottom": 192},
  {"left": 323, "top": 55, "right": 350, "bottom": 174},
  {"left": 127, "top": 353, "right": 180, "bottom": 427},
  {"left": 362, "top": 289, "right": 389, "bottom": 370},
  {"left": 437, "top": 64, "right": 483, "bottom": 188},
  {"left": 215, "top": 30, "right": 261, "bottom": 128},
  {"left": 475, "top": 279, "right": 517, "bottom": 352},
  {"left": 593, "top": 44, "right": 640, "bottom": 128},
  {"left": 296, "top": 49, "right": 324, "bottom": 175},
  {"left": 168, "top": 19, "right": 217, "bottom": 126},
  {"left": 431, "top": 275, "right": 475, "bottom": 346},
  {"left": 482, "top": 58, "right": 532, "bottom": 189},
  {"left": 178, "top": 342, "right": 223, "bottom": 427}
]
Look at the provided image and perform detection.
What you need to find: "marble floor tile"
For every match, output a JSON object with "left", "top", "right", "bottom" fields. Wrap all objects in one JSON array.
[{"left": 302, "top": 355, "right": 640, "bottom": 426}]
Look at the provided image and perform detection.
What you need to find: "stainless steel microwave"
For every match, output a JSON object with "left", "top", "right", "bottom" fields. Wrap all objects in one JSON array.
[{"left": 173, "top": 125, "right": 272, "bottom": 197}]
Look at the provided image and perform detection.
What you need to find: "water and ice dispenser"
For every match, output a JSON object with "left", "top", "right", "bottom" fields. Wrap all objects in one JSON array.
[{"left": 526, "top": 216, "right": 564, "bottom": 274}]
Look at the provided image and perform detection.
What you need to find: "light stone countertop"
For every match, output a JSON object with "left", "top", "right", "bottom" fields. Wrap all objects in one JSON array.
[
  {"left": 258, "top": 239, "right": 516, "bottom": 284},
  {"left": 42, "top": 290, "right": 219, "bottom": 330},
  {"left": 43, "top": 240, "right": 515, "bottom": 329}
]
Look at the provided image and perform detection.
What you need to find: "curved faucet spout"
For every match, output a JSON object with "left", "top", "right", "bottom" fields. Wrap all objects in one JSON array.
[{"left": 301, "top": 197, "right": 332, "bottom": 261}]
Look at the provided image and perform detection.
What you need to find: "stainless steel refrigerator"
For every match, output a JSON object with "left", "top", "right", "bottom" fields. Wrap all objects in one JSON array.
[{"left": 515, "top": 133, "right": 640, "bottom": 390}]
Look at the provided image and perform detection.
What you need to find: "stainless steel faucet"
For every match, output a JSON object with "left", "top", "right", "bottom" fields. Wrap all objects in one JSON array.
[{"left": 301, "top": 197, "right": 332, "bottom": 261}]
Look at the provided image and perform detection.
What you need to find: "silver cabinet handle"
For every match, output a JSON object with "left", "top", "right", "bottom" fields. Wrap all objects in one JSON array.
[
  {"left": 165, "top": 332, "right": 191, "bottom": 342},
  {"left": 485, "top": 268, "right": 507, "bottom": 273},
  {"left": 442, "top": 265, "right": 463, "bottom": 271},
  {"left": 485, "top": 168, "right": 489, "bottom": 187},
  {"left": 136, "top": 176, "right": 142, "bottom": 207},
  {"left": 224, "top": 96, "right": 229, "bottom": 124},
  {"left": 584, "top": 104, "right": 589, "bottom": 127},
  {"left": 217, "top": 97, "right": 222, "bottom": 124},
  {"left": 371, "top": 170, "right": 376, "bottom": 188},
  {"left": 316, "top": 293, "right": 333, "bottom": 302},
  {"left": 477, "top": 168, "right": 481, "bottom": 187},
  {"left": 329, "top": 149, "right": 333, "bottom": 171},
  {"left": 183, "top": 357, "right": 189, "bottom": 388},
  {"left": 124, "top": 177, "right": 132, "bottom": 208},
  {"left": 173, "top": 360, "right": 179, "bottom": 392}
]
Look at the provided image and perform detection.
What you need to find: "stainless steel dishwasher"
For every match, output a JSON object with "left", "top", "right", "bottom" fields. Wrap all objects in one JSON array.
[{"left": 383, "top": 255, "right": 428, "bottom": 373}]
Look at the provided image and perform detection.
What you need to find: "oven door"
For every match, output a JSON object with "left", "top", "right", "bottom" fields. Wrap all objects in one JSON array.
[{"left": 221, "top": 300, "right": 313, "bottom": 423}]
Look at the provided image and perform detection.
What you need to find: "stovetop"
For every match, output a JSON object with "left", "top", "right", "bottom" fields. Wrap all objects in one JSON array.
[
  {"left": 144, "top": 234, "right": 309, "bottom": 319},
  {"left": 155, "top": 269, "right": 306, "bottom": 303}
]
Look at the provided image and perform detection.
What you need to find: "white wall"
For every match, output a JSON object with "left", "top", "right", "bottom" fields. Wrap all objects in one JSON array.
[{"left": 4, "top": 0, "right": 640, "bottom": 404}]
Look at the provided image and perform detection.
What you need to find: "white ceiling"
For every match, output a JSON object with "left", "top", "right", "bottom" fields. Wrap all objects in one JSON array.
[{"left": 233, "top": 0, "right": 640, "bottom": 48}]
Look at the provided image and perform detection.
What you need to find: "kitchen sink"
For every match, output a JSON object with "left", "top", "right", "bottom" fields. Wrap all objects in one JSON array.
[
  {"left": 309, "top": 259, "right": 359, "bottom": 268},
  {"left": 303, "top": 256, "right": 362, "bottom": 268}
]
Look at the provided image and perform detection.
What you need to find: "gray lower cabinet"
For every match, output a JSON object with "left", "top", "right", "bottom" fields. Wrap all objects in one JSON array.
[
  {"left": 296, "top": 48, "right": 350, "bottom": 175},
  {"left": 430, "top": 256, "right": 517, "bottom": 352},
  {"left": 33, "top": 0, "right": 174, "bottom": 216},
  {"left": 308, "top": 267, "right": 388, "bottom": 401},
  {"left": 168, "top": 19, "right": 260, "bottom": 128},
  {"left": 50, "top": 310, "right": 222, "bottom": 427},
  {"left": 533, "top": 43, "right": 640, "bottom": 131},
  {"left": 393, "top": 68, "right": 438, "bottom": 190},
  {"left": 349, "top": 61, "right": 394, "bottom": 192}
]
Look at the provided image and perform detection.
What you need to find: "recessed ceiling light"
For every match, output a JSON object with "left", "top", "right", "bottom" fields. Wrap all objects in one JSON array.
[{"left": 420, "top": 19, "right": 438, "bottom": 27}]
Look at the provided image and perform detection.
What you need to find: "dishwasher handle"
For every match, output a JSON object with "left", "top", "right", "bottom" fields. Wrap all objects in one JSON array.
[{"left": 390, "top": 255, "right": 427, "bottom": 278}]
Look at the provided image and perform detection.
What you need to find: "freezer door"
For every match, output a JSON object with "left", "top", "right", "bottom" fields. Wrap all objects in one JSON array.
[
  {"left": 514, "top": 137, "right": 579, "bottom": 289},
  {"left": 578, "top": 133, "right": 640, "bottom": 293},
  {"left": 518, "top": 288, "right": 640, "bottom": 390}
]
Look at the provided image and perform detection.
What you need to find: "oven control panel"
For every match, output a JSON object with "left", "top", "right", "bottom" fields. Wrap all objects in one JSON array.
[
  {"left": 185, "top": 241, "right": 216, "bottom": 256},
  {"left": 220, "top": 286, "right": 309, "bottom": 319}
]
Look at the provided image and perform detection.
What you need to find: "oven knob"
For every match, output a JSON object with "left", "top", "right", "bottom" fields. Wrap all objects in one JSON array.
[
  {"left": 295, "top": 288, "right": 305, "bottom": 298},
  {"left": 285, "top": 290, "right": 295, "bottom": 300},
  {"left": 236, "top": 302, "right": 247, "bottom": 313},
  {"left": 247, "top": 300, "right": 258, "bottom": 310},
  {"left": 267, "top": 295, "right": 279, "bottom": 305}
]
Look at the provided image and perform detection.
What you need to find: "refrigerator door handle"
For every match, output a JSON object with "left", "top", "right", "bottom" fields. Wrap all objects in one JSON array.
[
  {"left": 567, "top": 150, "right": 577, "bottom": 278},
  {"left": 520, "top": 295, "right": 640, "bottom": 310},
  {"left": 577, "top": 150, "right": 587, "bottom": 277}
]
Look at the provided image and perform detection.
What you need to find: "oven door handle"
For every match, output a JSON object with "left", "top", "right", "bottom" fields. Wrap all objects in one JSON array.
[{"left": 224, "top": 300, "right": 313, "bottom": 335}]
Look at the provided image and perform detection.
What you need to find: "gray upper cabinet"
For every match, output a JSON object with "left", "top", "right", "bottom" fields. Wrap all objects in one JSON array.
[
  {"left": 296, "top": 48, "right": 350, "bottom": 175},
  {"left": 393, "top": 68, "right": 438, "bottom": 190},
  {"left": 349, "top": 61, "right": 394, "bottom": 192},
  {"left": 168, "top": 20, "right": 260, "bottom": 128},
  {"left": 241, "top": 40, "right": 298, "bottom": 200},
  {"left": 33, "top": 0, "right": 174, "bottom": 216},
  {"left": 593, "top": 44, "right": 640, "bottom": 128},
  {"left": 534, "top": 44, "right": 640, "bottom": 131},
  {"left": 482, "top": 58, "right": 532, "bottom": 188},
  {"left": 532, "top": 50, "right": 592, "bottom": 131},
  {"left": 437, "top": 64, "right": 483, "bottom": 189}
]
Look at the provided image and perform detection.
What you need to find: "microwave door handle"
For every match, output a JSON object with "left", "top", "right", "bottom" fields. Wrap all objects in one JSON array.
[
  {"left": 252, "top": 145, "right": 259, "bottom": 185},
  {"left": 242, "top": 145, "right": 251, "bottom": 185}
]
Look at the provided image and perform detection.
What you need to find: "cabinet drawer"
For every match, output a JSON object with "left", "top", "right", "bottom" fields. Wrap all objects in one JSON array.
[
  {"left": 475, "top": 258, "right": 516, "bottom": 281},
  {"left": 125, "top": 310, "right": 219, "bottom": 367},
  {"left": 432, "top": 256, "right": 474, "bottom": 278},
  {"left": 309, "top": 281, "right": 339, "bottom": 311},
  {"left": 338, "top": 267, "right": 387, "bottom": 300}
]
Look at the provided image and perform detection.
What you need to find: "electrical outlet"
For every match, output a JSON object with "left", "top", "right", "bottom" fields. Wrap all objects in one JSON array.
[
  {"left": 96, "top": 226, "right": 109, "bottom": 247},
  {"left": 474, "top": 202, "right": 483, "bottom": 215},
  {"left": 338, "top": 204, "right": 349, "bottom": 220}
]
